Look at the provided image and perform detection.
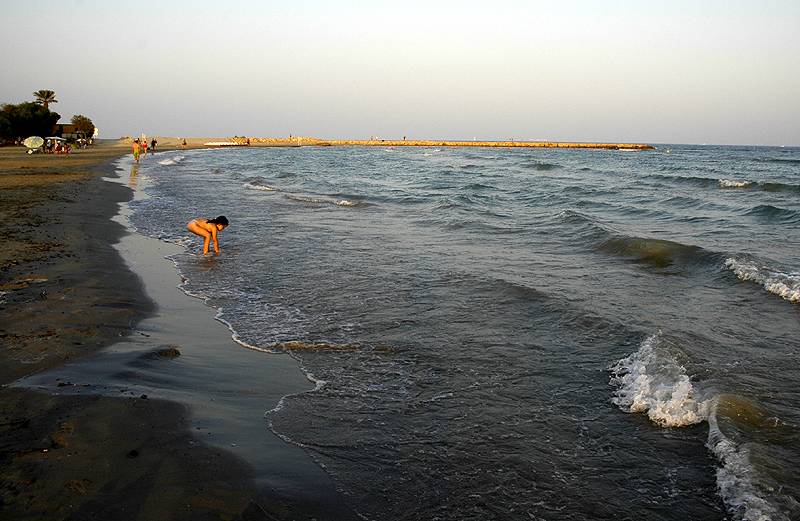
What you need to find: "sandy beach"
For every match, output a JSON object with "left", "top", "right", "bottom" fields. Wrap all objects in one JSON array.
[{"left": 0, "top": 142, "right": 356, "bottom": 520}]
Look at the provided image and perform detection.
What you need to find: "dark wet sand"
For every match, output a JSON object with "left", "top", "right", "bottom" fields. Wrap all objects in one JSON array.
[{"left": 0, "top": 144, "right": 357, "bottom": 520}]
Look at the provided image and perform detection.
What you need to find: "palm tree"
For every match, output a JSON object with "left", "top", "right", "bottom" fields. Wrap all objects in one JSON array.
[{"left": 33, "top": 90, "right": 58, "bottom": 111}]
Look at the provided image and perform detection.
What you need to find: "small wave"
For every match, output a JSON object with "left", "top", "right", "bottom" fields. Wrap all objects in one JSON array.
[
  {"left": 157, "top": 155, "right": 185, "bottom": 166},
  {"left": 244, "top": 181, "right": 278, "bottom": 192},
  {"left": 555, "top": 209, "right": 599, "bottom": 227},
  {"left": 521, "top": 160, "right": 561, "bottom": 171},
  {"left": 273, "top": 341, "right": 360, "bottom": 351},
  {"left": 759, "top": 181, "right": 800, "bottom": 194},
  {"left": 707, "top": 397, "right": 783, "bottom": 521},
  {"left": 609, "top": 332, "right": 709, "bottom": 427},
  {"left": 661, "top": 195, "right": 707, "bottom": 209},
  {"left": 457, "top": 163, "right": 482, "bottom": 170},
  {"left": 744, "top": 205, "right": 800, "bottom": 224},
  {"left": 554, "top": 209, "right": 611, "bottom": 243},
  {"left": 286, "top": 195, "right": 331, "bottom": 204},
  {"left": 462, "top": 182, "right": 496, "bottom": 191},
  {"left": 285, "top": 194, "right": 362, "bottom": 207},
  {"left": 597, "top": 236, "right": 719, "bottom": 269},
  {"left": 717, "top": 179, "right": 800, "bottom": 193},
  {"left": 643, "top": 173, "right": 717, "bottom": 188},
  {"left": 714, "top": 178, "right": 800, "bottom": 193},
  {"left": 641, "top": 173, "right": 800, "bottom": 194},
  {"left": 724, "top": 258, "right": 800, "bottom": 303},
  {"left": 719, "top": 179, "right": 752, "bottom": 188},
  {"left": 756, "top": 157, "right": 800, "bottom": 165}
]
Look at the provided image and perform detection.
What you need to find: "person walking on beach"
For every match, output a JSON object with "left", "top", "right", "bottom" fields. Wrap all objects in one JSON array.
[
  {"left": 141, "top": 138, "right": 148, "bottom": 157},
  {"left": 150, "top": 137, "right": 157, "bottom": 152},
  {"left": 187, "top": 216, "right": 229, "bottom": 255},
  {"left": 132, "top": 139, "right": 140, "bottom": 163}
]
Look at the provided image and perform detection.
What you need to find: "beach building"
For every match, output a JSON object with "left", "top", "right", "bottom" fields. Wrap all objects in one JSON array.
[{"left": 53, "top": 123, "right": 79, "bottom": 139}]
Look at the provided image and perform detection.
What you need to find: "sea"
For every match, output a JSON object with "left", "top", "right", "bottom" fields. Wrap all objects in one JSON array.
[{"left": 129, "top": 144, "right": 799, "bottom": 521}]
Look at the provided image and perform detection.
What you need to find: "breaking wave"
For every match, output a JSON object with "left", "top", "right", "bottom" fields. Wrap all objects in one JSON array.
[
  {"left": 724, "top": 258, "right": 800, "bottom": 303},
  {"left": 611, "top": 336, "right": 786, "bottom": 520},
  {"left": 707, "top": 397, "right": 785, "bottom": 521},
  {"left": 244, "top": 177, "right": 278, "bottom": 192},
  {"left": 609, "top": 332, "right": 709, "bottom": 427},
  {"left": 640, "top": 173, "right": 800, "bottom": 193},
  {"left": 720, "top": 179, "right": 800, "bottom": 193},
  {"left": 719, "top": 179, "right": 752, "bottom": 188}
]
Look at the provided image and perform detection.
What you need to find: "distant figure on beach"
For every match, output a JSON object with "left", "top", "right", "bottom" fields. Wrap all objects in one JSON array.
[
  {"left": 150, "top": 138, "right": 157, "bottom": 152},
  {"left": 141, "top": 139, "right": 148, "bottom": 156},
  {"left": 181, "top": 138, "right": 187, "bottom": 148},
  {"left": 132, "top": 139, "right": 140, "bottom": 163},
  {"left": 187, "top": 216, "right": 229, "bottom": 255}
]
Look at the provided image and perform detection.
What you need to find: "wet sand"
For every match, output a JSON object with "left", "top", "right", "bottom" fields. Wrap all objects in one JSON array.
[{"left": 0, "top": 144, "right": 356, "bottom": 520}]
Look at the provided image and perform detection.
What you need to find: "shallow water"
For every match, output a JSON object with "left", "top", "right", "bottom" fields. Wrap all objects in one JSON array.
[{"left": 132, "top": 145, "right": 800, "bottom": 520}]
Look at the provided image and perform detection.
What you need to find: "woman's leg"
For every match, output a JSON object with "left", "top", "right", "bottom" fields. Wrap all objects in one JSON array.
[{"left": 187, "top": 222, "right": 212, "bottom": 254}]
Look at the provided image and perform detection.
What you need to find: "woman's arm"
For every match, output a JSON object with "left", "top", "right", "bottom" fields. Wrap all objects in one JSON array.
[{"left": 211, "top": 226, "right": 220, "bottom": 253}]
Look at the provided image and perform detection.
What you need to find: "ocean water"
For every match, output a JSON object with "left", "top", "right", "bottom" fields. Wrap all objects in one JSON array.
[{"left": 131, "top": 145, "right": 800, "bottom": 521}]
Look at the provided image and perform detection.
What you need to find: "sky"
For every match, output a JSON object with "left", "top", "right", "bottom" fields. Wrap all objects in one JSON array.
[{"left": 1, "top": 0, "right": 798, "bottom": 145}]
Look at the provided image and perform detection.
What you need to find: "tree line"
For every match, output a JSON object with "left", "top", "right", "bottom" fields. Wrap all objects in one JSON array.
[{"left": 0, "top": 90, "right": 95, "bottom": 144}]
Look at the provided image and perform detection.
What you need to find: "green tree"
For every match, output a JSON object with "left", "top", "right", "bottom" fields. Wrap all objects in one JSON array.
[
  {"left": 33, "top": 89, "right": 58, "bottom": 110},
  {"left": 0, "top": 103, "right": 60, "bottom": 142},
  {"left": 71, "top": 114, "right": 95, "bottom": 139}
]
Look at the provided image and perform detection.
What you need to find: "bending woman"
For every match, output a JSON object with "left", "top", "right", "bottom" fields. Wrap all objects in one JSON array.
[{"left": 187, "top": 215, "right": 229, "bottom": 255}]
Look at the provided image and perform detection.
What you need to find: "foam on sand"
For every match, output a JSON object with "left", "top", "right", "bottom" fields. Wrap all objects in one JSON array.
[{"left": 725, "top": 258, "right": 800, "bottom": 304}]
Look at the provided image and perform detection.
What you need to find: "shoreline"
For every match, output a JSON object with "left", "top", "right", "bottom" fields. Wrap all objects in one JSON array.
[{"left": 0, "top": 145, "right": 356, "bottom": 519}]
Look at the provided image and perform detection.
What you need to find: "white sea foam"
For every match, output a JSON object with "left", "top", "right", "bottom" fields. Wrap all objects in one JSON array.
[
  {"left": 157, "top": 155, "right": 185, "bottom": 166},
  {"left": 707, "top": 401, "right": 781, "bottom": 521},
  {"left": 609, "top": 333, "right": 709, "bottom": 427},
  {"left": 286, "top": 194, "right": 359, "bottom": 207},
  {"left": 719, "top": 179, "right": 751, "bottom": 188},
  {"left": 285, "top": 194, "right": 323, "bottom": 204},
  {"left": 244, "top": 181, "right": 277, "bottom": 192},
  {"left": 725, "top": 258, "right": 800, "bottom": 303}
]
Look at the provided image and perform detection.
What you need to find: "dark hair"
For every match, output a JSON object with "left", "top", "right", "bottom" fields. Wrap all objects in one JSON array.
[{"left": 207, "top": 215, "right": 229, "bottom": 226}]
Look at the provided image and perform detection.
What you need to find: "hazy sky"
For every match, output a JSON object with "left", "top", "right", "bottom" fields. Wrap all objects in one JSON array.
[{"left": 2, "top": 0, "right": 798, "bottom": 145}]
